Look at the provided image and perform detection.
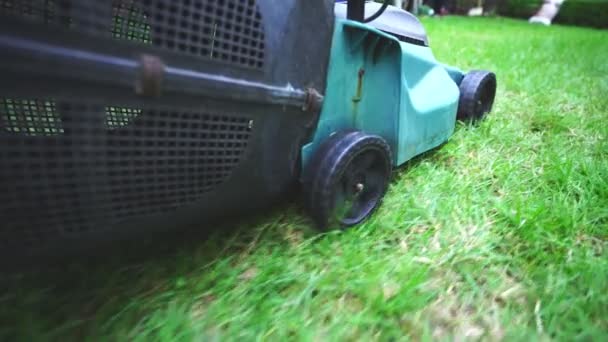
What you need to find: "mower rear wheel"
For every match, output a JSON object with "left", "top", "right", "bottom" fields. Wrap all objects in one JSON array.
[
  {"left": 457, "top": 70, "right": 497, "bottom": 122},
  {"left": 303, "top": 131, "right": 392, "bottom": 230}
]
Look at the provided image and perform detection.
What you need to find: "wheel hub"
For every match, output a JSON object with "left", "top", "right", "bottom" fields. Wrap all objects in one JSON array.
[{"left": 354, "top": 182, "right": 365, "bottom": 194}]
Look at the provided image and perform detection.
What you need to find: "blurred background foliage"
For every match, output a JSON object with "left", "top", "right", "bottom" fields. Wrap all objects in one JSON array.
[
  {"left": 379, "top": 0, "right": 608, "bottom": 28},
  {"left": 497, "top": 0, "right": 608, "bottom": 28}
]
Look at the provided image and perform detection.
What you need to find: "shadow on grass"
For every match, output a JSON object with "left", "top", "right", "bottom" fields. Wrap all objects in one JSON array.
[
  {"left": 0, "top": 123, "right": 473, "bottom": 338},
  {"left": 0, "top": 195, "right": 317, "bottom": 338}
]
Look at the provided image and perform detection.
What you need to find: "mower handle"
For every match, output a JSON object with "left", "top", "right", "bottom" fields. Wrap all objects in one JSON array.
[{"left": 347, "top": 0, "right": 391, "bottom": 23}]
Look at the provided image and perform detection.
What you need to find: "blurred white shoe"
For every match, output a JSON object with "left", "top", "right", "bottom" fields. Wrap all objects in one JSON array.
[
  {"left": 529, "top": 0, "right": 565, "bottom": 26},
  {"left": 468, "top": 7, "right": 483, "bottom": 16},
  {"left": 529, "top": 16, "right": 551, "bottom": 25}
]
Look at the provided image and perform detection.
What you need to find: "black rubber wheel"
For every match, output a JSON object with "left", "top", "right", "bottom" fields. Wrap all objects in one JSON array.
[
  {"left": 303, "top": 131, "right": 392, "bottom": 230},
  {"left": 457, "top": 70, "right": 497, "bottom": 122}
]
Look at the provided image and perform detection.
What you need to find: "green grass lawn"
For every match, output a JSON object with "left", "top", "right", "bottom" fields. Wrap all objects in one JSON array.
[{"left": 2, "top": 17, "right": 607, "bottom": 341}]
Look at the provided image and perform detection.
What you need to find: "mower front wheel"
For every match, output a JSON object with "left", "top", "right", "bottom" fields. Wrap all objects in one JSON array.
[
  {"left": 303, "top": 131, "right": 392, "bottom": 230},
  {"left": 457, "top": 70, "right": 497, "bottom": 122}
]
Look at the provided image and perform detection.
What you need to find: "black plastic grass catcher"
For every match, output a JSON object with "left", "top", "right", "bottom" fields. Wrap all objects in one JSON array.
[{"left": 0, "top": 0, "right": 335, "bottom": 258}]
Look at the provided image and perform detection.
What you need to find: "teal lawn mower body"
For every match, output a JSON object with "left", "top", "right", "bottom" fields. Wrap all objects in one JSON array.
[
  {"left": 300, "top": 1, "right": 496, "bottom": 228},
  {"left": 302, "top": 19, "right": 461, "bottom": 167}
]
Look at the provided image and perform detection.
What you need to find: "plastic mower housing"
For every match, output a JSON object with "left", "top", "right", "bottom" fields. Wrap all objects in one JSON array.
[
  {"left": 0, "top": 0, "right": 335, "bottom": 258},
  {"left": 304, "top": 1, "right": 464, "bottom": 167},
  {"left": 298, "top": 1, "right": 495, "bottom": 229}
]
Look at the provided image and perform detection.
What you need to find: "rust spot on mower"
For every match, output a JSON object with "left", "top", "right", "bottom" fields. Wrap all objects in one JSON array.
[
  {"left": 353, "top": 68, "right": 365, "bottom": 103},
  {"left": 135, "top": 54, "right": 165, "bottom": 97}
]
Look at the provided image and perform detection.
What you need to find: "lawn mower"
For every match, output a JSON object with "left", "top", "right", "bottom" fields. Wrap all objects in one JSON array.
[{"left": 0, "top": 0, "right": 496, "bottom": 257}]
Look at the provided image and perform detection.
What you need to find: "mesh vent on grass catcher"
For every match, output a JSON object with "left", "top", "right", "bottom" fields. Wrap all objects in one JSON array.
[
  {"left": 0, "top": 100, "right": 253, "bottom": 247},
  {"left": 0, "top": 0, "right": 265, "bottom": 249},
  {"left": 0, "top": 0, "right": 266, "bottom": 69}
]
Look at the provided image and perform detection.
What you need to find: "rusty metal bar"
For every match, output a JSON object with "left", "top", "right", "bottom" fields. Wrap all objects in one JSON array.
[{"left": 0, "top": 34, "right": 313, "bottom": 108}]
